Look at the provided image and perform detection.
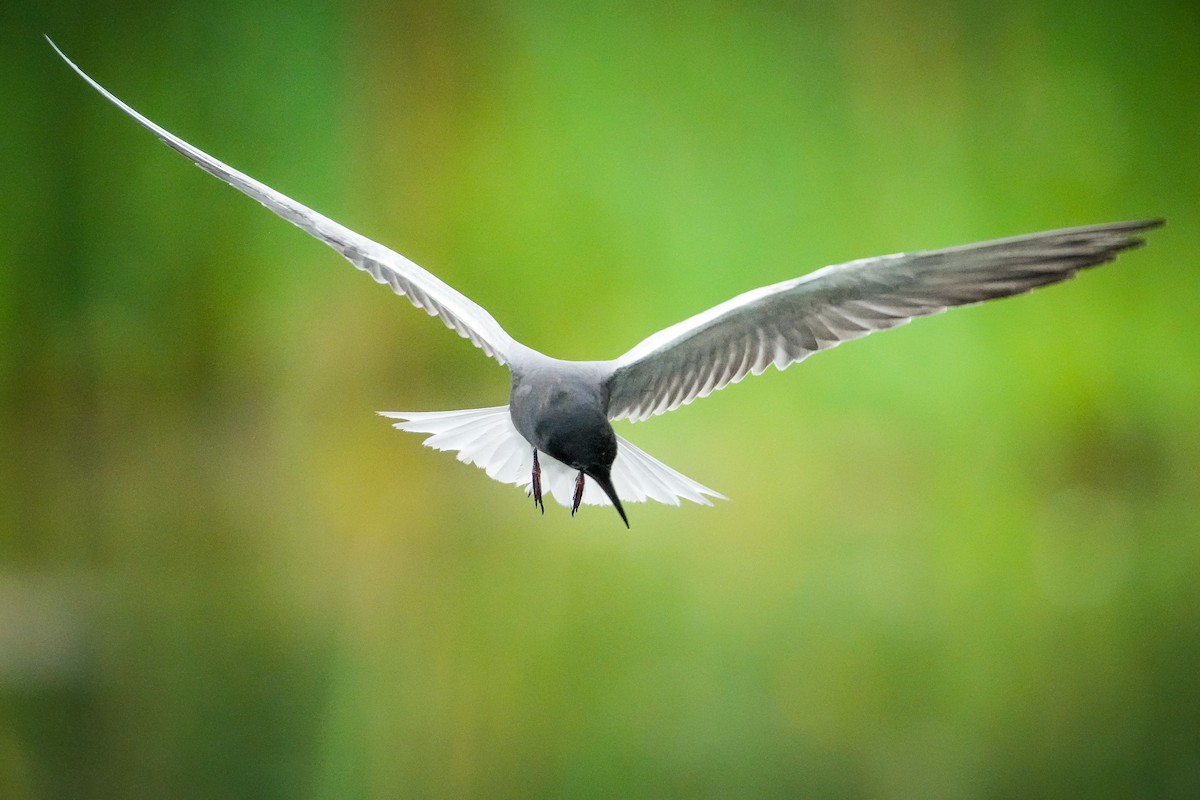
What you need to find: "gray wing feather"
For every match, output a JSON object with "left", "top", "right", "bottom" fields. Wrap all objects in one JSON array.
[
  {"left": 49, "top": 38, "right": 521, "bottom": 365},
  {"left": 606, "top": 220, "right": 1162, "bottom": 422}
]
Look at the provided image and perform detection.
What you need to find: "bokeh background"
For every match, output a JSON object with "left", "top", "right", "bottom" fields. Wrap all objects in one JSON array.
[{"left": 2, "top": 1, "right": 1198, "bottom": 798}]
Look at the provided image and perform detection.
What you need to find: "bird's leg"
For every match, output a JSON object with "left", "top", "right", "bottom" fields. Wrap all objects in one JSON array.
[
  {"left": 571, "top": 471, "right": 586, "bottom": 516},
  {"left": 531, "top": 449, "right": 544, "bottom": 514}
]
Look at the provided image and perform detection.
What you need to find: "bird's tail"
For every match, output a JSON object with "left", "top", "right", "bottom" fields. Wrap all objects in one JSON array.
[{"left": 379, "top": 406, "right": 725, "bottom": 509}]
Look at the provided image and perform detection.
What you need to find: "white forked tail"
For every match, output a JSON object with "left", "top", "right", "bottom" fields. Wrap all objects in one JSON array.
[{"left": 379, "top": 406, "right": 725, "bottom": 509}]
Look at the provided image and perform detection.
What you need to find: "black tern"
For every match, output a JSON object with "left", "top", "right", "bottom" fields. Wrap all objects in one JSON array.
[{"left": 51, "top": 39, "right": 1162, "bottom": 527}]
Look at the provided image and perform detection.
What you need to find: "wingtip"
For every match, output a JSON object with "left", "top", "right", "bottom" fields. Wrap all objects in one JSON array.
[
  {"left": 1121, "top": 218, "right": 1165, "bottom": 236},
  {"left": 44, "top": 35, "right": 94, "bottom": 87},
  {"left": 1115, "top": 218, "right": 1165, "bottom": 242},
  {"left": 44, "top": 35, "right": 69, "bottom": 63},
  {"left": 1108, "top": 218, "right": 1165, "bottom": 255}
]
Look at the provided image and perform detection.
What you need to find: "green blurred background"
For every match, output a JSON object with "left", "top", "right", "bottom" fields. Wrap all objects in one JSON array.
[{"left": 2, "top": 1, "right": 1198, "bottom": 798}]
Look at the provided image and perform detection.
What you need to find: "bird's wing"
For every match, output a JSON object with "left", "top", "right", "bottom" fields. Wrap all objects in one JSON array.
[
  {"left": 49, "top": 38, "right": 522, "bottom": 365},
  {"left": 381, "top": 407, "right": 724, "bottom": 507},
  {"left": 604, "top": 219, "right": 1162, "bottom": 421}
]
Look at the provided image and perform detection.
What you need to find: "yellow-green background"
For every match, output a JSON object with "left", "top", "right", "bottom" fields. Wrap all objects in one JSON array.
[{"left": 3, "top": 2, "right": 1198, "bottom": 798}]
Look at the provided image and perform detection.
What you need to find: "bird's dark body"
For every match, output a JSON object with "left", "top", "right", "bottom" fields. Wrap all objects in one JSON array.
[
  {"left": 510, "top": 374, "right": 614, "bottom": 470},
  {"left": 509, "top": 359, "right": 629, "bottom": 524}
]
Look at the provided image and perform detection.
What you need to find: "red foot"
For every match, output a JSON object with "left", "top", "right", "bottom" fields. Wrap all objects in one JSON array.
[
  {"left": 531, "top": 450, "right": 544, "bottom": 514},
  {"left": 571, "top": 471, "right": 585, "bottom": 516}
]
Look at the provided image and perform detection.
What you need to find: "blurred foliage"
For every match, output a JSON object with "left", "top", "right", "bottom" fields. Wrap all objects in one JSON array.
[{"left": 2, "top": 1, "right": 1198, "bottom": 798}]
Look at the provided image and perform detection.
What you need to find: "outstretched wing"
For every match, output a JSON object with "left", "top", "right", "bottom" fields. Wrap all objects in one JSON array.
[
  {"left": 49, "top": 38, "right": 523, "bottom": 365},
  {"left": 606, "top": 220, "right": 1162, "bottom": 422}
]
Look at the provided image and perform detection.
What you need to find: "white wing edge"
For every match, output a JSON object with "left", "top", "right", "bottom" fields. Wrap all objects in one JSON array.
[{"left": 379, "top": 406, "right": 724, "bottom": 508}]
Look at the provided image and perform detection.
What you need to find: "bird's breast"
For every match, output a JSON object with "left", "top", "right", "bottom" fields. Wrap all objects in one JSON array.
[{"left": 509, "top": 371, "right": 616, "bottom": 472}]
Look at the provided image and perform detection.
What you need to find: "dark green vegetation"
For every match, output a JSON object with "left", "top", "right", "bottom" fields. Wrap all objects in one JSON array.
[{"left": 2, "top": 2, "right": 1197, "bottom": 798}]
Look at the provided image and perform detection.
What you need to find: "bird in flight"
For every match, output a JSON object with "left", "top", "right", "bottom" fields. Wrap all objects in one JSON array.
[{"left": 50, "top": 38, "right": 1162, "bottom": 527}]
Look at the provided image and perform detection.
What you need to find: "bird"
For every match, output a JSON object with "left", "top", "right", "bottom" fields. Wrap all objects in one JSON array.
[{"left": 50, "top": 38, "right": 1162, "bottom": 528}]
